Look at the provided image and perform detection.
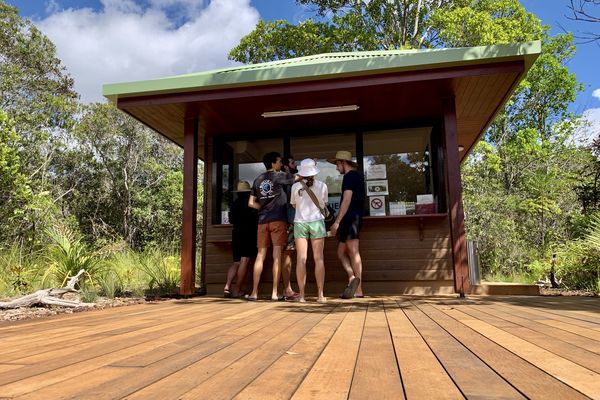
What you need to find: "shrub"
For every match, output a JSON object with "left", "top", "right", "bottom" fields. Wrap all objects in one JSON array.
[{"left": 41, "top": 224, "right": 106, "bottom": 290}]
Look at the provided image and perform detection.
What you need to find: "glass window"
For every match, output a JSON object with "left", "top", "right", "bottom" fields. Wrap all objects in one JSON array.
[
  {"left": 290, "top": 133, "right": 356, "bottom": 215},
  {"left": 363, "top": 128, "right": 434, "bottom": 216},
  {"left": 218, "top": 138, "right": 283, "bottom": 224}
]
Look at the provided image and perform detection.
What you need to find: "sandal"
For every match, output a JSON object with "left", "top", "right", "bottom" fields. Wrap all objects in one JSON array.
[
  {"left": 223, "top": 289, "right": 232, "bottom": 298},
  {"left": 341, "top": 277, "right": 360, "bottom": 299}
]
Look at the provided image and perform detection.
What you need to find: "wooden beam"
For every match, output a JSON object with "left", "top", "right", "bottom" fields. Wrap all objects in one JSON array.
[
  {"left": 442, "top": 96, "right": 470, "bottom": 296},
  {"left": 198, "top": 134, "right": 210, "bottom": 294},
  {"left": 180, "top": 116, "right": 198, "bottom": 295}
]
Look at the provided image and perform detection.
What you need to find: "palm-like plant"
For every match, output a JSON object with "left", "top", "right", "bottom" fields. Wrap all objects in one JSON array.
[{"left": 42, "top": 225, "right": 106, "bottom": 289}]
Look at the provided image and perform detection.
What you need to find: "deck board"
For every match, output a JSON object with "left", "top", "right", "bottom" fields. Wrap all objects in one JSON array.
[{"left": 0, "top": 295, "right": 599, "bottom": 399}]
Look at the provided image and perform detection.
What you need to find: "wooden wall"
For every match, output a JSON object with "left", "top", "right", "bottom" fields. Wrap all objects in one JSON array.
[{"left": 204, "top": 216, "right": 454, "bottom": 296}]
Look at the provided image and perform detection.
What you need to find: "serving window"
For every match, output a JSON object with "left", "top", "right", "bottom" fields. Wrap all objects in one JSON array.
[
  {"left": 214, "top": 127, "right": 444, "bottom": 224},
  {"left": 290, "top": 133, "right": 356, "bottom": 214},
  {"left": 363, "top": 127, "right": 436, "bottom": 216}
]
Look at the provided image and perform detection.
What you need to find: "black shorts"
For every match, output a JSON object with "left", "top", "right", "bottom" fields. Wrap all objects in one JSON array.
[
  {"left": 337, "top": 213, "right": 362, "bottom": 243},
  {"left": 232, "top": 231, "right": 258, "bottom": 262}
]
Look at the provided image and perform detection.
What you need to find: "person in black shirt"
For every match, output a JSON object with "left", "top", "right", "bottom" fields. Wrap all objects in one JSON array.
[
  {"left": 328, "top": 150, "right": 365, "bottom": 298},
  {"left": 223, "top": 181, "right": 258, "bottom": 298}
]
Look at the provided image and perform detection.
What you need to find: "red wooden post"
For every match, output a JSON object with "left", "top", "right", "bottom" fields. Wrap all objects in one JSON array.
[
  {"left": 443, "top": 96, "right": 470, "bottom": 296},
  {"left": 180, "top": 116, "right": 198, "bottom": 296}
]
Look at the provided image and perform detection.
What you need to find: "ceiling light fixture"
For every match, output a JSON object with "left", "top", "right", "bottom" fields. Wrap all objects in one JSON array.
[{"left": 261, "top": 105, "right": 359, "bottom": 118}]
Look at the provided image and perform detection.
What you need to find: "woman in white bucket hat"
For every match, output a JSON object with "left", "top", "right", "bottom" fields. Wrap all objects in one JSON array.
[{"left": 290, "top": 158, "right": 328, "bottom": 303}]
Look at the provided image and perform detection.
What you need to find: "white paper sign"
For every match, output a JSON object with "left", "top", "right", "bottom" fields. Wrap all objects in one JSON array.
[
  {"left": 366, "top": 180, "right": 389, "bottom": 196},
  {"left": 366, "top": 164, "right": 387, "bottom": 180},
  {"left": 369, "top": 196, "right": 386, "bottom": 216}
]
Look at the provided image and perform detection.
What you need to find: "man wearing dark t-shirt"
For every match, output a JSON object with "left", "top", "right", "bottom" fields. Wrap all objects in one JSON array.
[
  {"left": 328, "top": 150, "right": 365, "bottom": 298},
  {"left": 248, "top": 152, "right": 298, "bottom": 301}
]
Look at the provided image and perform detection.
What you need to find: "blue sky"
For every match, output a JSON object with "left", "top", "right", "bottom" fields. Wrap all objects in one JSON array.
[{"left": 5, "top": 0, "right": 600, "bottom": 134}]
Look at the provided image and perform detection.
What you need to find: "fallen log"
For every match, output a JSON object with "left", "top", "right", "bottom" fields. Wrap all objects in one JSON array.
[{"left": 0, "top": 269, "right": 93, "bottom": 309}]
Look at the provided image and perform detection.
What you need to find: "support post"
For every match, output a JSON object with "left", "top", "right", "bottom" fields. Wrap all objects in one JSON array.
[
  {"left": 442, "top": 96, "right": 470, "bottom": 296},
  {"left": 180, "top": 116, "right": 198, "bottom": 296}
]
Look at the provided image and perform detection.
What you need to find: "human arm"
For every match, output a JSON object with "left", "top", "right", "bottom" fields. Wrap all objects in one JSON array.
[
  {"left": 330, "top": 189, "right": 352, "bottom": 235},
  {"left": 248, "top": 195, "right": 260, "bottom": 210}
]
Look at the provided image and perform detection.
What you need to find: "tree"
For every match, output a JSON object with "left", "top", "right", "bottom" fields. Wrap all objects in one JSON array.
[
  {"left": 1, "top": 2, "right": 78, "bottom": 246},
  {"left": 56, "top": 103, "right": 190, "bottom": 249},
  {"left": 567, "top": 0, "right": 600, "bottom": 43},
  {"left": 0, "top": 111, "right": 33, "bottom": 244}
]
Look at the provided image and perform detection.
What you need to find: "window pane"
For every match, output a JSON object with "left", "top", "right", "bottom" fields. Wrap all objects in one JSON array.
[
  {"left": 219, "top": 138, "right": 283, "bottom": 224},
  {"left": 291, "top": 133, "right": 356, "bottom": 214},
  {"left": 363, "top": 128, "right": 433, "bottom": 216}
]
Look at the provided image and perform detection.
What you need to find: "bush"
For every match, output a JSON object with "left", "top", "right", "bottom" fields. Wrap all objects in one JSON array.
[
  {"left": 0, "top": 244, "right": 41, "bottom": 297},
  {"left": 41, "top": 224, "right": 106, "bottom": 290}
]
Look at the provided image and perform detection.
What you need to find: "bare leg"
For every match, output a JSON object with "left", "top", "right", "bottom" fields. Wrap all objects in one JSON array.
[
  {"left": 295, "top": 238, "right": 308, "bottom": 302},
  {"left": 224, "top": 261, "right": 240, "bottom": 292},
  {"left": 311, "top": 238, "right": 326, "bottom": 301},
  {"left": 346, "top": 239, "right": 363, "bottom": 296},
  {"left": 337, "top": 242, "right": 355, "bottom": 282},
  {"left": 282, "top": 251, "right": 296, "bottom": 297},
  {"left": 233, "top": 257, "right": 250, "bottom": 296},
  {"left": 250, "top": 248, "right": 268, "bottom": 299},
  {"left": 271, "top": 246, "right": 283, "bottom": 300}
]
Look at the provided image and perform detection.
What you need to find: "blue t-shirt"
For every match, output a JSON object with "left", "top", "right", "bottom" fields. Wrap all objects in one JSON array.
[
  {"left": 251, "top": 170, "right": 294, "bottom": 224},
  {"left": 341, "top": 169, "right": 365, "bottom": 217}
]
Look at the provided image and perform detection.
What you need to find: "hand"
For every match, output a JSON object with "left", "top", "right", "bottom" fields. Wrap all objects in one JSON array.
[{"left": 330, "top": 222, "right": 339, "bottom": 236}]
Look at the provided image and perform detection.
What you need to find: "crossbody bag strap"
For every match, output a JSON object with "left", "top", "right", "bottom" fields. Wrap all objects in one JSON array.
[{"left": 299, "top": 180, "right": 327, "bottom": 218}]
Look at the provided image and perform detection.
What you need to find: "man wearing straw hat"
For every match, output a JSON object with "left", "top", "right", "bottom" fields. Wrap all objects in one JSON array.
[{"left": 328, "top": 150, "right": 365, "bottom": 298}]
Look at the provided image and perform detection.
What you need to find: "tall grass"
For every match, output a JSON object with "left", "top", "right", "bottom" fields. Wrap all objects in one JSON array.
[{"left": 136, "top": 247, "right": 180, "bottom": 295}]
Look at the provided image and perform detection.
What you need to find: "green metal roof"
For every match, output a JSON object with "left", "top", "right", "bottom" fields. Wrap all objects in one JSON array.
[{"left": 103, "top": 41, "right": 541, "bottom": 103}]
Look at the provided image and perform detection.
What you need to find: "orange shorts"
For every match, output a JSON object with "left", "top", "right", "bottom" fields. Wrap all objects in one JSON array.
[{"left": 257, "top": 221, "right": 288, "bottom": 248}]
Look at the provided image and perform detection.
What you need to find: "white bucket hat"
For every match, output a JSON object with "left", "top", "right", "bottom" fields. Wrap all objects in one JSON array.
[{"left": 297, "top": 158, "right": 320, "bottom": 177}]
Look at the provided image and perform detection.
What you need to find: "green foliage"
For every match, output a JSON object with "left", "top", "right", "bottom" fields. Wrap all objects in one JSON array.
[
  {"left": 55, "top": 102, "right": 188, "bottom": 249},
  {"left": 429, "top": 0, "right": 542, "bottom": 47},
  {"left": 136, "top": 247, "right": 181, "bottom": 294},
  {"left": 0, "top": 245, "right": 41, "bottom": 297},
  {"left": 0, "top": 110, "right": 33, "bottom": 243},
  {"left": 1, "top": 3, "right": 78, "bottom": 247},
  {"left": 230, "top": 0, "right": 451, "bottom": 63},
  {"left": 42, "top": 224, "right": 106, "bottom": 289}
]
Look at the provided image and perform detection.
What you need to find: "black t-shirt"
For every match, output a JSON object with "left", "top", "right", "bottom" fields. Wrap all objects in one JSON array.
[
  {"left": 230, "top": 192, "right": 258, "bottom": 237},
  {"left": 251, "top": 170, "right": 294, "bottom": 224},
  {"left": 341, "top": 169, "right": 365, "bottom": 217}
]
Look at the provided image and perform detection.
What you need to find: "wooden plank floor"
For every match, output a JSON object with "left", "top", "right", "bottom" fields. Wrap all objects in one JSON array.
[{"left": 1, "top": 295, "right": 599, "bottom": 399}]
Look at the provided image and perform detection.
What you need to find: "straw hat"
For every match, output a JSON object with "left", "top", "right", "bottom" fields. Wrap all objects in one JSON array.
[
  {"left": 234, "top": 180, "right": 251, "bottom": 192},
  {"left": 297, "top": 158, "right": 320, "bottom": 177},
  {"left": 327, "top": 150, "right": 357, "bottom": 166}
]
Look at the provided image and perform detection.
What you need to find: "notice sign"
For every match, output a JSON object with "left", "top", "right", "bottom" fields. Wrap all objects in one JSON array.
[
  {"left": 369, "top": 195, "right": 386, "bottom": 216},
  {"left": 366, "top": 180, "right": 389, "bottom": 196},
  {"left": 366, "top": 164, "right": 387, "bottom": 180}
]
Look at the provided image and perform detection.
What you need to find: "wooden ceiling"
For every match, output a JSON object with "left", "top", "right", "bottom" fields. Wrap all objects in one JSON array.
[{"left": 119, "top": 60, "right": 524, "bottom": 162}]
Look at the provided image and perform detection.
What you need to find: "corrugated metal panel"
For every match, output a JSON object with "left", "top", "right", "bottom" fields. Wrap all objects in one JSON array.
[{"left": 103, "top": 41, "right": 541, "bottom": 102}]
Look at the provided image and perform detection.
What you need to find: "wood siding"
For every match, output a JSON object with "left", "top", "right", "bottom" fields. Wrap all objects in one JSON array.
[{"left": 205, "top": 217, "right": 453, "bottom": 295}]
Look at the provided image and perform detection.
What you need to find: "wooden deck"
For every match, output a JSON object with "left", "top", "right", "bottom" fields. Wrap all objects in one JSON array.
[{"left": 1, "top": 295, "right": 599, "bottom": 399}]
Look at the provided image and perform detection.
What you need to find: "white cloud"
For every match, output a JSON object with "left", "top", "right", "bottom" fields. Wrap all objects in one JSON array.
[
  {"left": 593, "top": 88, "right": 600, "bottom": 101},
  {"left": 576, "top": 108, "right": 600, "bottom": 147},
  {"left": 34, "top": 0, "right": 259, "bottom": 103}
]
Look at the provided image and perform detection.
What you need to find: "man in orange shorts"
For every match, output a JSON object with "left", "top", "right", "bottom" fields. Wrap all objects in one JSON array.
[{"left": 248, "top": 152, "right": 299, "bottom": 301}]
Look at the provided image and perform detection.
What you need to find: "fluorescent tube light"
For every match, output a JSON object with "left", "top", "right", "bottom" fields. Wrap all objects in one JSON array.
[{"left": 261, "top": 105, "right": 359, "bottom": 118}]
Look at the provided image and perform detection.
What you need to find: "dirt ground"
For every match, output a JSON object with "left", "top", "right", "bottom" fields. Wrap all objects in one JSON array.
[{"left": 0, "top": 296, "right": 150, "bottom": 323}]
